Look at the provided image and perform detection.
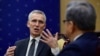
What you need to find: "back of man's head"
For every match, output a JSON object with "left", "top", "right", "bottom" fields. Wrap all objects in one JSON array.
[{"left": 66, "top": 1, "right": 96, "bottom": 31}]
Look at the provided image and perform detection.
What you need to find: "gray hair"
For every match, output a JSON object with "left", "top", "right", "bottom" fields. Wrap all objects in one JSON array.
[
  {"left": 28, "top": 10, "right": 46, "bottom": 22},
  {"left": 66, "top": 1, "right": 96, "bottom": 31}
]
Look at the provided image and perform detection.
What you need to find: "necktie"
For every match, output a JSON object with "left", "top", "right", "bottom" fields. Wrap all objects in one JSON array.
[
  {"left": 28, "top": 39, "right": 36, "bottom": 56},
  {"left": 63, "top": 40, "right": 70, "bottom": 48},
  {"left": 63, "top": 41, "right": 67, "bottom": 48}
]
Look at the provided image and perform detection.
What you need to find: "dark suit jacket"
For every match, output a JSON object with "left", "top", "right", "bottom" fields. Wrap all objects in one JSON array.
[
  {"left": 14, "top": 38, "right": 54, "bottom": 56},
  {"left": 58, "top": 32, "right": 99, "bottom": 56}
]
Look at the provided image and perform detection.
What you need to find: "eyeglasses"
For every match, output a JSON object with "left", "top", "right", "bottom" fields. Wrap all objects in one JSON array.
[{"left": 63, "top": 20, "right": 70, "bottom": 23}]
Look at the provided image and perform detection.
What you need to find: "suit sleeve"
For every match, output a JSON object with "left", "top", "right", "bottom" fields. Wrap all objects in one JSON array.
[
  {"left": 58, "top": 44, "right": 82, "bottom": 56},
  {"left": 14, "top": 40, "right": 24, "bottom": 56}
]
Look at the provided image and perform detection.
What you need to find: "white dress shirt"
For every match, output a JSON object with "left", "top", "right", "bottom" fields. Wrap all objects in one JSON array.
[
  {"left": 26, "top": 35, "right": 60, "bottom": 56},
  {"left": 73, "top": 34, "right": 83, "bottom": 41},
  {"left": 26, "top": 35, "right": 40, "bottom": 56}
]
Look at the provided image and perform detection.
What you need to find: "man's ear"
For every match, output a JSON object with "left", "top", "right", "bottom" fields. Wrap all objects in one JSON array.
[
  {"left": 70, "top": 21, "right": 74, "bottom": 28},
  {"left": 70, "top": 21, "right": 75, "bottom": 33},
  {"left": 69, "top": 21, "right": 75, "bottom": 33},
  {"left": 44, "top": 24, "right": 46, "bottom": 29},
  {"left": 43, "top": 24, "right": 46, "bottom": 29}
]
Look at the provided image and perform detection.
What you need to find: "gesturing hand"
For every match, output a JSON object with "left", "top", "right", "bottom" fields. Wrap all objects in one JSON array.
[
  {"left": 4, "top": 46, "right": 16, "bottom": 56},
  {"left": 40, "top": 29, "right": 58, "bottom": 48}
]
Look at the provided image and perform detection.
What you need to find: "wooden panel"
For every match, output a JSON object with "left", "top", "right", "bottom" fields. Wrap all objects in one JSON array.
[{"left": 60, "top": 0, "right": 100, "bottom": 33}]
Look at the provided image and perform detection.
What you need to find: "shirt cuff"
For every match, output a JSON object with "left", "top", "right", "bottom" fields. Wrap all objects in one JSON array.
[{"left": 51, "top": 47, "right": 60, "bottom": 56}]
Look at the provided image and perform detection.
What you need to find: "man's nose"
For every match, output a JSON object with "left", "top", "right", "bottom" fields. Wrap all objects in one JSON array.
[{"left": 35, "top": 21, "right": 39, "bottom": 26}]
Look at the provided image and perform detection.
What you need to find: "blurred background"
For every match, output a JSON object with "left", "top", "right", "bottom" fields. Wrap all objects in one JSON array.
[
  {"left": 0, "top": 0, "right": 100, "bottom": 56},
  {"left": 0, "top": 0, "right": 60, "bottom": 56}
]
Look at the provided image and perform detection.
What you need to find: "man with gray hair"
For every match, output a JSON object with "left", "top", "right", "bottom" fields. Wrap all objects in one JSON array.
[{"left": 4, "top": 10, "right": 60, "bottom": 56}]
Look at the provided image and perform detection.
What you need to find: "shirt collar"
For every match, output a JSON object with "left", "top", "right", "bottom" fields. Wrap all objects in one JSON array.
[
  {"left": 73, "top": 33, "right": 83, "bottom": 41},
  {"left": 30, "top": 35, "right": 41, "bottom": 42}
]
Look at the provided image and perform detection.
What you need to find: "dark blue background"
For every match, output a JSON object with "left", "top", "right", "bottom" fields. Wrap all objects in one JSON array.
[{"left": 0, "top": 0, "right": 60, "bottom": 56}]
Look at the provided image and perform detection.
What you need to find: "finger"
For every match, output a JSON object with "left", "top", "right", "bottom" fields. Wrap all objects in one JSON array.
[
  {"left": 8, "top": 54, "right": 14, "bottom": 56},
  {"left": 46, "top": 29, "right": 53, "bottom": 37},
  {"left": 55, "top": 32, "right": 58, "bottom": 40},
  {"left": 5, "top": 54, "right": 14, "bottom": 56},
  {"left": 40, "top": 39, "right": 48, "bottom": 44},
  {"left": 7, "top": 51, "right": 14, "bottom": 55},
  {"left": 42, "top": 31, "right": 49, "bottom": 37},
  {"left": 6, "top": 51, "right": 14, "bottom": 56},
  {"left": 9, "top": 46, "right": 16, "bottom": 49},
  {"left": 7, "top": 47, "right": 16, "bottom": 54},
  {"left": 10, "top": 54, "right": 14, "bottom": 56},
  {"left": 7, "top": 49, "right": 14, "bottom": 53},
  {"left": 8, "top": 46, "right": 16, "bottom": 51},
  {"left": 41, "top": 34, "right": 48, "bottom": 41}
]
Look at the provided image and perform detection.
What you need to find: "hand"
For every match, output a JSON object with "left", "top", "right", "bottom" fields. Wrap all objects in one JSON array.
[
  {"left": 4, "top": 46, "right": 16, "bottom": 56},
  {"left": 40, "top": 29, "right": 58, "bottom": 48}
]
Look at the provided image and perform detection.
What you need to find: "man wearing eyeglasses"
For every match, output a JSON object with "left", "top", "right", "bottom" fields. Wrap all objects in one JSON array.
[{"left": 41, "top": 1, "right": 99, "bottom": 56}]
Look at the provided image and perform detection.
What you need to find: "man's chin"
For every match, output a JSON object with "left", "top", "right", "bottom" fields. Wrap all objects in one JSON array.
[{"left": 32, "top": 33, "right": 41, "bottom": 37}]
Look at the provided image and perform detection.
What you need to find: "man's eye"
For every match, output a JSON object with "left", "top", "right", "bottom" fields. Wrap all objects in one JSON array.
[
  {"left": 32, "top": 20, "right": 37, "bottom": 22},
  {"left": 39, "top": 21, "right": 44, "bottom": 24}
]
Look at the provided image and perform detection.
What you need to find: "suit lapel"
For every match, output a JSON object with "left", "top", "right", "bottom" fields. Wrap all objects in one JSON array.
[
  {"left": 36, "top": 41, "right": 45, "bottom": 56},
  {"left": 21, "top": 38, "right": 29, "bottom": 56}
]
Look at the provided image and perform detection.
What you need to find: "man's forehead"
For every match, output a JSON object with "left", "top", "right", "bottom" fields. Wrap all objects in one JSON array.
[
  {"left": 30, "top": 13, "right": 45, "bottom": 20},
  {"left": 31, "top": 18, "right": 44, "bottom": 21},
  {"left": 31, "top": 13, "right": 44, "bottom": 17}
]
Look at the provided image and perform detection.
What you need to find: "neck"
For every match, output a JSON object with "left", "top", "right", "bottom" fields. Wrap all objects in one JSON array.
[
  {"left": 31, "top": 34, "right": 40, "bottom": 38},
  {"left": 69, "top": 30, "right": 84, "bottom": 42}
]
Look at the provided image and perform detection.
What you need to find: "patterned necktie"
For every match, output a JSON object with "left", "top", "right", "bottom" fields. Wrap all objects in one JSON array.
[{"left": 28, "top": 39, "right": 35, "bottom": 56}]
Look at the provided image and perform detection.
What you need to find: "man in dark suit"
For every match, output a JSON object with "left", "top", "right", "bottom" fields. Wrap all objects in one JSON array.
[
  {"left": 4, "top": 10, "right": 60, "bottom": 56},
  {"left": 41, "top": 1, "right": 99, "bottom": 56}
]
